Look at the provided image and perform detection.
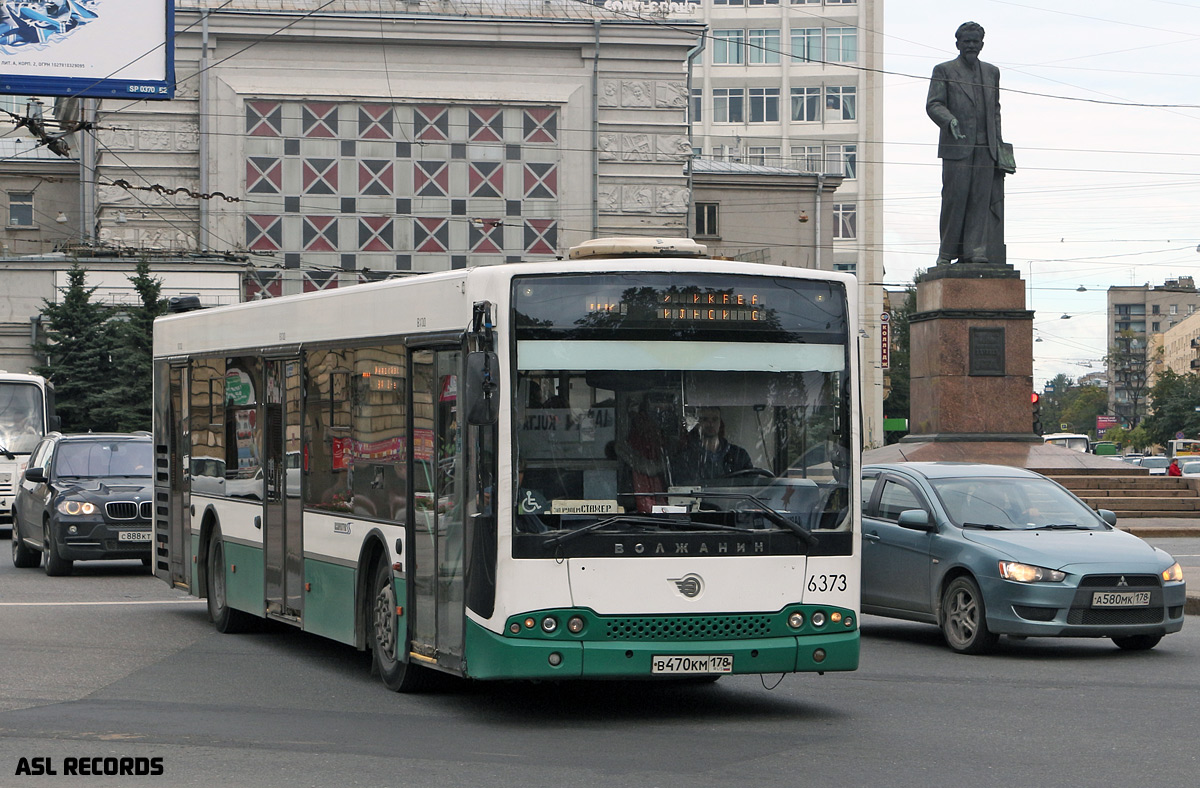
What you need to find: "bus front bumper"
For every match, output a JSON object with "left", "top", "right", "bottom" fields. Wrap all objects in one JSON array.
[{"left": 464, "top": 619, "right": 859, "bottom": 680}]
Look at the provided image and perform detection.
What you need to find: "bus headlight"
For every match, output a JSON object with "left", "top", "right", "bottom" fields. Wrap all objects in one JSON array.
[
  {"left": 787, "top": 612, "right": 804, "bottom": 629},
  {"left": 567, "top": 615, "right": 585, "bottom": 634},
  {"left": 541, "top": 616, "right": 558, "bottom": 633},
  {"left": 811, "top": 611, "right": 826, "bottom": 628}
]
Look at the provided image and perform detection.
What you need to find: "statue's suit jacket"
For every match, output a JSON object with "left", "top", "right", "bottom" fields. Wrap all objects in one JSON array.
[{"left": 926, "top": 56, "right": 1002, "bottom": 161}]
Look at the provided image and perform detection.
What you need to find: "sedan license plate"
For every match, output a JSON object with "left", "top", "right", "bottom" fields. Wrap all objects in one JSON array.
[
  {"left": 118, "top": 531, "right": 152, "bottom": 542},
  {"left": 651, "top": 655, "right": 733, "bottom": 675},
  {"left": 1092, "top": 591, "right": 1151, "bottom": 608}
]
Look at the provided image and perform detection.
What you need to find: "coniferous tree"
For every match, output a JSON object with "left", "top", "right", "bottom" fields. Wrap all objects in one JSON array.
[
  {"left": 94, "top": 260, "right": 166, "bottom": 431},
  {"left": 32, "top": 264, "right": 116, "bottom": 432}
]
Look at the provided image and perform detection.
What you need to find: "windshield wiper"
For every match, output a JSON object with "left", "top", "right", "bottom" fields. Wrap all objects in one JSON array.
[
  {"left": 679, "top": 491, "right": 820, "bottom": 548},
  {"left": 1027, "top": 523, "right": 1093, "bottom": 530},
  {"left": 544, "top": 515, "right": 756, "bottom": 549},
  {"left": 962, "top": 522, "right": 1012, "bottom": 531},
  {"left": 0, "top": 442, "right": 13, "bottom": 460}
]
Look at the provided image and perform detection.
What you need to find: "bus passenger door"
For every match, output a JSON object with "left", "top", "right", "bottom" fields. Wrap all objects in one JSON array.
[
  {"left": 154, "top": 362, "right": 190, "bottom": 589},
  {"left": 410, "top": 348, "right": 465, "bottom": 671},
  {"left": 264, "top": 357, "right": 304, "bottom": 620}
]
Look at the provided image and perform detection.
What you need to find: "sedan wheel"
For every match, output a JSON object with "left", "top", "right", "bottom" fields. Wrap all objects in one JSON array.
[
  {"left": 940, "top": 576, "right": 998, "bottom": 654},
  {"left": 1112, "top": 634, "right": 1161, "bottom": 651}
]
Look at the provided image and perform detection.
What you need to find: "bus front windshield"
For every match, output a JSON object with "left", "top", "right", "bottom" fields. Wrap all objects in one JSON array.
[
  {"left": 511, "top": 273, "right": 852, "bottom": 542},
  {"left": 0, "top": 382, "right": 45, "bottom": 454}
]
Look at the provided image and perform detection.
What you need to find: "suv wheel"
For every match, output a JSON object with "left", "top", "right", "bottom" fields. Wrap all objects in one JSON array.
[
  {"left": 43, "top": 525, "right": 73, "bottom": 577},
  {"left": 11, "top": 516, "right": 41, "bottom": 569}
]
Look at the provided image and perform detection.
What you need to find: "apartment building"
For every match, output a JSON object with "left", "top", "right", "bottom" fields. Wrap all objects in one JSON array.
[{"left": 1107, "top": 277, "right": 1200, "bottom": 423}]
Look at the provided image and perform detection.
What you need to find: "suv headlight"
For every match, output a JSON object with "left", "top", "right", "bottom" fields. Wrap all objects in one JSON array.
[
  {"left": 56, "top": 500, "right": 98, "bottom": 516},
  {"left": 999, "top": 561, "right": 1066, "bottom": 583}
]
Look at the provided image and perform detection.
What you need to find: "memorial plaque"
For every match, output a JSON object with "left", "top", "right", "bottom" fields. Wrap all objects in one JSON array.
[{"left": 969, "top": 327, "right": 1005, "bottom": 376}]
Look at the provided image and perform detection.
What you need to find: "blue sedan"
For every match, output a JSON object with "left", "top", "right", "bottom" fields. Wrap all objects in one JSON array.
[{"left": 861, "top": 462, "right": 1186, "bottom": 654}]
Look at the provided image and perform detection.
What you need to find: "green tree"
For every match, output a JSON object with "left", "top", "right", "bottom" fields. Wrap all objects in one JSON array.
[
  {"left": 1060, "top": 384, "right": 1109, "bottom": 436},
  {"left": 94, "top": 260, "right": 166, "bottom": 431},
  {"left": 1038, "top": 373, "right": 1074, "bottom": 435},
  {"left": 1106, "top": 329, "right": 1153, "bottom": 428},
  {"left": 883, "top": 283, "right": 917, "bottom": 444},
  {"left": 33, "top": 264, "right": 116, "bottom": 432},
  {"left": 1102, "top": 424, "right": 1129, "bottom": 450},
  {"left": 1126, "top": 424, "right": 1152, "bottom": 452},
  {"left": 1141, "top": 370, "right": 1200, "bottom": 447}
]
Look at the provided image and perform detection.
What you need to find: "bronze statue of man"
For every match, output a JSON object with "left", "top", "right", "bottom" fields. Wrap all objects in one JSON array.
[{"left": 927, "top": 22, "right": 1012, "bottom": 265}]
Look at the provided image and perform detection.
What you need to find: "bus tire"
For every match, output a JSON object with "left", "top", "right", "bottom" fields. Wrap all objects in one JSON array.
[
  {"left": 206, "top": 526, "right": 255, "bottom": 633},
  {"left": 369, "top": 559, "right": 428, "bottom": 692},
  {"left": 11, "top": 515, "right": 40, "bottom": 568},
  {"left": 43, "top": 523, "right": 73, "bottom": 577}
]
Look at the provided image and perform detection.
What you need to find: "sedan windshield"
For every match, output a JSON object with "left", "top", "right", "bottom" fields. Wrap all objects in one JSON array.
[
  {"left": 55, "top": 441, "right": 152, "bottom": 478},
  {"left": 932, "top": 476, "right": 1105, "bottom": 530}
]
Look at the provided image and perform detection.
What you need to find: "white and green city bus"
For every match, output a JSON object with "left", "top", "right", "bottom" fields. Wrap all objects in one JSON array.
[
  {"left": 152, "top": 238, "right": 861, "bottom": 690},
  {"left": 1, "top": 372, "right": 56, "bottom": 527}
]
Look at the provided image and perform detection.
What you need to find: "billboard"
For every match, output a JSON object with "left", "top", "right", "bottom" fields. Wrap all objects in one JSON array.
[{"left": 0, "top": 1, "right": 173, "bottom": 100}]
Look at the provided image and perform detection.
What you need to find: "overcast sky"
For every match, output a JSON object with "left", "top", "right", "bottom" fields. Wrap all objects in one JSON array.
[{"left": 882, "top": 0, "right": 1200, "bottom": 388}]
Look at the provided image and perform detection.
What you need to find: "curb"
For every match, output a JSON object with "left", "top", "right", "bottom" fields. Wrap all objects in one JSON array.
[
  {"left": 1118, "top": 527, "right": 1200, "bottom": 538},
  {"left": 1188, "top": 596, "right": 1200, "bottom": 617}
]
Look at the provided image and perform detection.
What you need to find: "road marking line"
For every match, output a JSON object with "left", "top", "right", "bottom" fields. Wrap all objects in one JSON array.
[{"left": 0, "top": 600, "right": 205, "bottom": 607}]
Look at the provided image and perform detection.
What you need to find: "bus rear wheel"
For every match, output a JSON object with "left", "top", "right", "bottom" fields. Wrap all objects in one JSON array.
[
  {"left": 206, "top": 526, "right": 255, "bottom": 633},
  {"left": 369, "top": 559, "right": 428, "bottom": 692}
]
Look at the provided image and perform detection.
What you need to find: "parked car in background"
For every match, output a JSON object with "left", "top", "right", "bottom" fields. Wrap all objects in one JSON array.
[
  {"left": 1180, "top": 460, "right": 1200, "bottom": 478},
  {"left": 861, "top": 462, "right": 1186, "bottom": 654},
  {"left": 11, "top": 433, "right": 153, "bottom": 576},
  {"left": 1140, "top": 456, "right": 1170, "bottom": 475}
]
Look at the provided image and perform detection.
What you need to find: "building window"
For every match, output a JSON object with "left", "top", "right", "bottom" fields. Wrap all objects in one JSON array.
[
  {"left": 1152, "top": 322, "right": 1161, "bottom": 332},
  {"left": 791, "top": 0, "right": 821, "bottom": 4},
  {"left": 713, "top": 30, "right": 745, "bottom": 65},
  {"left": 794, "top": 144, "right": 823, "bottom": 172},
  {"left": 749, "top": 88, "right": 780, "bottom": 123},
  {"left": 690, "top": 89, "right": 702, "bottom": 124},
  {"left": 746, "top": 146, "right": 781, "bottom": 166},
  {"left": 825, "top": 0, "right": 857, "bottom": 5},
  {"left": 713, "top": 0, "right": 745, "bottom": 5},
  {"left": 1152, "top": 304, "right": 1160, "bottom": 315},
  {"left": 747, "top": 0, "right": 780, "bottom": 5},
  {"left": 826, "top": 86, "right": 857, "bottom": 120},
  {"left": 790, "top": 29, "right": 822, "bottom": 63},
  {"left": 713, "top": 88, "right": 745, "bottom": 123},
  {"left": 696, "top": 202, "right": 719, "bottom": 237},
  {"left": 827, "top": 143, "right": 857, "bottom": 178},
  {"left": 833, "top": 203, "right": 857, "bottom": 239},
  {"left": 748, "top": 29, "right": 781, "bottom": 64},
  {"left": 1170, "top": 304, "right": 1178, "bottom": 315},
  {"left": 8, "top": 192, "right": 33, "bottom": 227},
  {"left": 790, "top": 87, "right": 820, "bottom": 122},
  {"left": 825, "top": 27, "right": 858, "bottom": 64}
]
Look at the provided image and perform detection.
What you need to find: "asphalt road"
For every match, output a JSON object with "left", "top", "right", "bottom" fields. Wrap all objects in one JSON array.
[{"left": 1, "top": 551, "right": 1198, "bottom": 788}]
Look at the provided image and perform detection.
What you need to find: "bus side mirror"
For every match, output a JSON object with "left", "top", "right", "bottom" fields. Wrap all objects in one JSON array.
[{"left": 464, "top": 351, "right": 499, "bottom": 426}]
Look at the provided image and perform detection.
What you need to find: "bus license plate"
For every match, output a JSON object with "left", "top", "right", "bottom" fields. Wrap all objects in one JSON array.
[
  {"left": 118, "top": 531, "right": 151, "bottom": 542},
  {"left": 1092, "top": 591, "right": 1151, "bottom": 608},
  {"left": 651, "top": 655, "right": 733, "bottom": 675}
]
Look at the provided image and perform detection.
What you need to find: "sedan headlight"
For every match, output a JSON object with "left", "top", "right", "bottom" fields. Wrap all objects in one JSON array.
[
  {"left": 56, "top": 500, "right": 98, "bottom": 516},
  {"left": 999, "top": 561, "right": 1066, "bottom": 583},
  {"left": 1162, "top": 562, "right": 1184, "bottom": 583}
]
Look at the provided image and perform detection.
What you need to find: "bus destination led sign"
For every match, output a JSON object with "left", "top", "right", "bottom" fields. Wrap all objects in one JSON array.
[{"left": 587, "top": 289, "right": 767, "bottom": 323}]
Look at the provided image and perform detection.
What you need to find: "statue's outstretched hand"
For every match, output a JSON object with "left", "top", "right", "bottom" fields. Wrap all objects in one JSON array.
[{"left": 948, "top": 118, "right": 966, "bottom": 140}]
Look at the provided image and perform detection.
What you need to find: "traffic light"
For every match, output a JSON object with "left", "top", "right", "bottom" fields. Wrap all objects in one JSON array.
[{"left": 1032, "top": 391, "right": 1042, "bottom": 435}]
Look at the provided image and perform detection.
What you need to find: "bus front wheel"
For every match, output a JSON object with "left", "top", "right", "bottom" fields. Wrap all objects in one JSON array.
[{"left": 369, "top": 560, "right": 428, "bottom": 692}]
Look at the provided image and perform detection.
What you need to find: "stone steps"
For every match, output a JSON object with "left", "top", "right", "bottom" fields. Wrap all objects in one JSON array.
[{"left": 1035, "top": 468, "right": 1200, "bottom": 519}]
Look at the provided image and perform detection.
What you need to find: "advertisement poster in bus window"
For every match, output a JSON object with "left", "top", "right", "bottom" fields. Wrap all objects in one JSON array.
[
  {"left": 439, "top": 375, "right": 457, "bottom": 402},
  {"left": 234, "top": 409, "right": 257, "bottom": 474},
  {"left": 520, "top": 407, "right": 615, "bottom": 460},
  {"left": 331, "top": 436, "right": 349, "bottom": 471},
  {"left": 413, "top": 428, "right": 435, "bottom": 462}
]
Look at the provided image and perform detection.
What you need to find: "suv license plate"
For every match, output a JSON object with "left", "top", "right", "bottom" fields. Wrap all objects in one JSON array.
[
  {"left": 1092, "top": 591, "right": 1151, "bottom": 608},
  {"left": 118, "top": 531, "right": 151, "bottom": 542},
  {"left": 651, "top": 655, "right": 733, "bottom": 675}
]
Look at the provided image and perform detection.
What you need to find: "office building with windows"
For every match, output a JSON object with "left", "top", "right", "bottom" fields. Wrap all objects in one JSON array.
[{"left": 684, "top": 0, "right": 885, "bottom": 444}]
